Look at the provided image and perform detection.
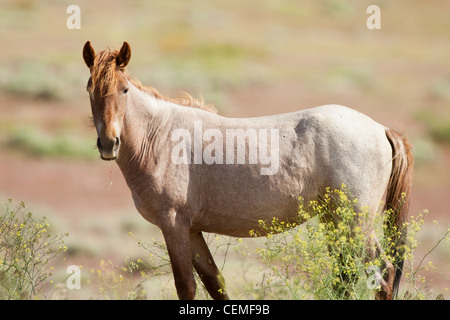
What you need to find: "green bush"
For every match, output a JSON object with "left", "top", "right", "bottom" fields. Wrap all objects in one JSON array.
[
  {"left": 250, "top": 186, "right": 373, "bottom": 299},
  {"left": 0, "top": 200, "right": 68, "bottom": 299},
  {"left": 249, "top": 186, "right": 448, "bottom": 300}
]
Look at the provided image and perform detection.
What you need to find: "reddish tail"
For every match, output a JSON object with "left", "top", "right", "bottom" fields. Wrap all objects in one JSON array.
[{"left": 384, "top": 129, "right": 414, "bottom": 298}]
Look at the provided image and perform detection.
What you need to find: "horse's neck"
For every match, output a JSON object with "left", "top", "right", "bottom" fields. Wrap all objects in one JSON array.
[{"left": 117, "top": 84, "right": 170, "bottom": 172}]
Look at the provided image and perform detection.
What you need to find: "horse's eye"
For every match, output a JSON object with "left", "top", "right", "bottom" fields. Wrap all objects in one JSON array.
[{"left": 123, "top": 88, "right": 129, "bottom": 94}]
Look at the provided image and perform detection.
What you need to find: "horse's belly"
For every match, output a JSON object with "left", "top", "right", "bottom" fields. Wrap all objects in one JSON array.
[{"left": 193, "top": 198, "right": 301, "bottom": 237}]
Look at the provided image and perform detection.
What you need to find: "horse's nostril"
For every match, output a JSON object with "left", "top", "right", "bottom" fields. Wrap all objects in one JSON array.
[
  {"left": 96, "top": 137, "right": 103, "bottom": 150},
  {"left": 97, "top": 137, "right": 120, "bottom": 156}
]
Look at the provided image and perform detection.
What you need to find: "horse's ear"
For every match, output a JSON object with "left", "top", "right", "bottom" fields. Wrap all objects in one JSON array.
[
  {"left": 116, "top": 41, "right": 131, "bottom": 69},
  {"left": 83, "top": 41, "right": 96, "bottom": 69}
]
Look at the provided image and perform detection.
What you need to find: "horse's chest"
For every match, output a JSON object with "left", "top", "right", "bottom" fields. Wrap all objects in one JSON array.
[{"left": 131, "top": 191, "right": 158, "bottom": 225}]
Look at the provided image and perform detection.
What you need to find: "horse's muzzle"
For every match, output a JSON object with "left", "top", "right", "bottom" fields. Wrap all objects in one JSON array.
[{"left": 97, "top": 136, "right": 120, "bottom": 160}]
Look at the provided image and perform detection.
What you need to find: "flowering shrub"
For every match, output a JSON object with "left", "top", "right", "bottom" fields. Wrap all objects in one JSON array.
[
  {"left": 0, "top": 200, "right": 67, "bottom": 299},
  {"left": 89, "top": 258, "right": 148, "bottom": 300},
  {"left": 249, "top": 186, "right": 448, "bottom": 300},
  {"left": 249, "top": 186, "right": 374, "bottom": 299}
]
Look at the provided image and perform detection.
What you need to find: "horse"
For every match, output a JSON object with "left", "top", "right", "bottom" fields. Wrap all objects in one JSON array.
[{"left": 82, "top": 41, "right": 413, "bottom": 300}]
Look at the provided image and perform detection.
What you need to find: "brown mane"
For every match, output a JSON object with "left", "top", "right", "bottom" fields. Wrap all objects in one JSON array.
[{"left": 88, "top": 47, "right": 216, "bottom": 113}]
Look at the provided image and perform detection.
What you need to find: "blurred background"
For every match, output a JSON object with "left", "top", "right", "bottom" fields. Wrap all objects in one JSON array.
[{"left": 0, "top": 0, "right": 448, "bottom": 298}]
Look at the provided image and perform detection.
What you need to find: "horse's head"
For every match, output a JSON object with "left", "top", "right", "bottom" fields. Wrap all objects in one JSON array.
[{"left": 83, "top": 41, "right": 131, "bottom": 160}]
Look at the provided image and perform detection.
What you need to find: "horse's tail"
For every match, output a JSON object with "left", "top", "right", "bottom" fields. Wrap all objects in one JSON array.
[{"left": 384, "top": 129, "right": 414, "bottom": 298}]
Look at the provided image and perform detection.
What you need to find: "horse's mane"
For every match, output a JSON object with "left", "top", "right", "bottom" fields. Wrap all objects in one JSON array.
[{"left": 88, "top": 47, "right": 216, "bottom": 113}]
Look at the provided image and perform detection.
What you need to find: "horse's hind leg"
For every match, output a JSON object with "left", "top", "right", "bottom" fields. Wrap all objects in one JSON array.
[
  {"left": 365, "top": 230, "right": 395, "bottom": 300},
  {"left": 190, "top": 232, "right": 229, "bottom": 300}
]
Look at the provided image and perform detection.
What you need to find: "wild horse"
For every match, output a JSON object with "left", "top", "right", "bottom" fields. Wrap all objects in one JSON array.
[{"left": 83, "top": 41, "right": 413, "bottom": 300}]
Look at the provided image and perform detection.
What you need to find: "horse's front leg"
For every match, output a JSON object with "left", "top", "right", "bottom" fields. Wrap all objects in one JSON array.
[
  {"left": 190, "top": 231, "right": 229, "bottom": 300},
  {"left": 160, "top": 212, "right": 196, "bottom": 300}
]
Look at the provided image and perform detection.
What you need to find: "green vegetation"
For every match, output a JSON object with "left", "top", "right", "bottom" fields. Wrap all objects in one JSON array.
[
  {"left": 250, "top": 187, "right": 373, "bottom": 299},
  {"left": 416, "top": 110, "right": 450, "bottom": 144},
  {"left": 0, "top": 200, "right": 68, "bottom": 299},
  {"left": 248, "top": 187, "right": 448, "bottom": 300},
  {"left": 0, "top": 189, "right": 447, "bottom": 300},
  {"left": 4, "top": 125, "right": 97, "bottom": 159},
  {"left": 0, "top": 62, "right": 64, "bottom": 101}
]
